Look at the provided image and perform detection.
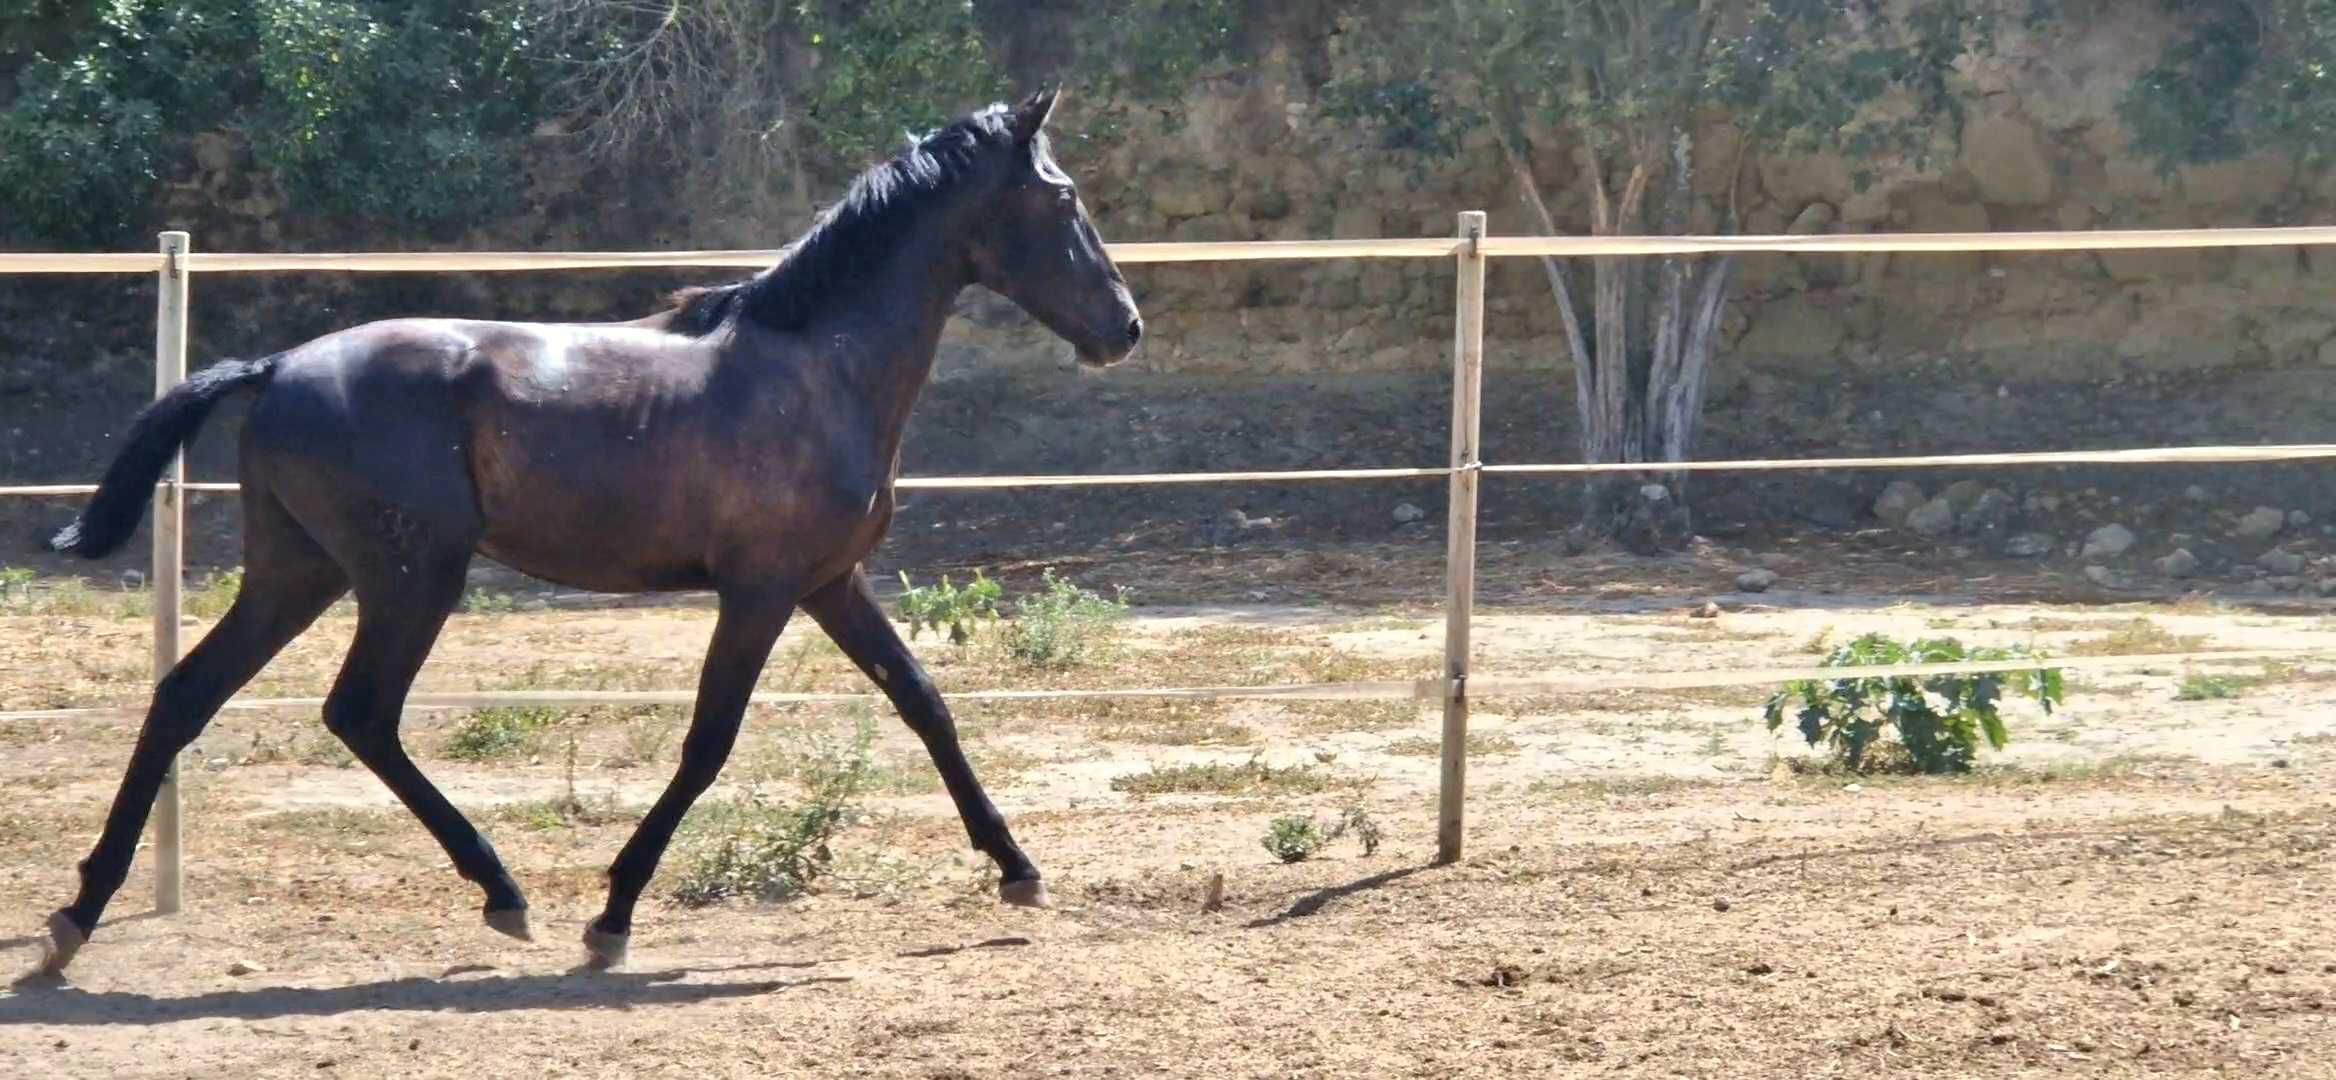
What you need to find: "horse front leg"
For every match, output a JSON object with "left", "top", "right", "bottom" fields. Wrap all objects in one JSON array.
[
  {"left": 802, "top": 568, "right": 1047, "bottom": 907},
  {"left": 583, "top": 586, "right": 793, "bottom": 970}
]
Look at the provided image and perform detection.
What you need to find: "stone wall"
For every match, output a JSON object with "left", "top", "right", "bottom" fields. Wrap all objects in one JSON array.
[{"left": 944, "top": 8, "right": 2336, "bottom": 392}]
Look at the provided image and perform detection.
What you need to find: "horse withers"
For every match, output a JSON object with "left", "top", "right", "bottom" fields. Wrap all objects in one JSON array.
[{"left": 36, "top": 87, "right": 1141, "bottom": 974}]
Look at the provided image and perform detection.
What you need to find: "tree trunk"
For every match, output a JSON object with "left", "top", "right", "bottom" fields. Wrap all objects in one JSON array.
[{"left": 1507, "top": 128, "right": 1736, "bottom": 552}]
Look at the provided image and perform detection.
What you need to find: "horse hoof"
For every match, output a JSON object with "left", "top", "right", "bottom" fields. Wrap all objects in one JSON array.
[
  {"left": 38, "top": 911, "right": 85, "bottom": 976},
  {"left": 484, "top": 906, "right": 534, "bottom": 943},
  {"left": 999, "top": 878, "right": 1052, "bottom": 909},
  {"left": 582, "top": 926, "right": 628, "bottom": 971}
]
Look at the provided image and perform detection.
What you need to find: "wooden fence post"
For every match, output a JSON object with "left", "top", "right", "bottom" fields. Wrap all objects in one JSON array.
[
  {"left": 1437, "top": 211, "right": 1487, "bottom": 865},
  {"left": 153, "top": 231, "right": 189, "bottom": 914}
]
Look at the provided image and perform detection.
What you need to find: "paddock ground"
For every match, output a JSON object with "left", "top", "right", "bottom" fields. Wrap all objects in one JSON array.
[{"left": 0, "top": 550, "right": 2331, "bottom": 1078}]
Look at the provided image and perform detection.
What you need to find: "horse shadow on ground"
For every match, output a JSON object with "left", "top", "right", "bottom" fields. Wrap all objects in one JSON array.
[{"left": 0, "top": 957, "right": 846, "bottom": 1026}]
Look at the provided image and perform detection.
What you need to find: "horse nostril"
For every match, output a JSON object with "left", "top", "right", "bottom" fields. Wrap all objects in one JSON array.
[{"left": 1126, "top": 317, "right": 1144, "bottom": 346}]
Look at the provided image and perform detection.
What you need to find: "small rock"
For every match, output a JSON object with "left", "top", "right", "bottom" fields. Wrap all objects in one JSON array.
[
  {"left": 1757, "top": 552, "right": 1793, "bottom": 571},
  {"left": 2083, "top": 565, "right": 2119, "bottom": 587},
  {"left": 2005, "top": 533, "right": 2056, "bottom": 558},
  {"left": 2156, "top": 549, "right": 2200, "bottom": 578},
  {"left": 2292, "top": 510, "right": 2313, "bottom": 528},
  {"left": 119, "top": 569, "right": 145, "bottom": 590},
  {"left": 1712, "top": 897, "right": 1733, "bottom": 912},
  {"left": 1843, "top": 783, "right": 1864, "bottom": 793},
  {"left": 1745, "top": 961, "right": 1775, "bottom": 976},
  {"left": 2081, "top": 524, "right": 2137, "bottom": 559},
  {"left": 228, "top": 960, "right": 265, "bottom": 976},
  {"left": 2260, "top": 549, "right": 2307, "bottom": 575},
  {"left": 1391, "top": 502, "right": 1426, "bottom": 524},
  {"left": 1691, "top": 601, "right": 1722, "bottom": 619},
  {"left": 1873, "top": 480, "right": 1927, "bottom": 526},
  {"left": 2316, "top": 578, "right": 2336, "bottom": 597},
  {"left": 2185, "top": 485, "right": 2210, "bottom": 503},
  {"left": 1736, "top": 568, "right": 1779, "bottom": 593},
  {"left": 1639, "top": 483, "right": 1670, "bottom": 502},
  {"left": 2236, "top": 506, "right": 2287, "bottom": 541},
  {"left": 1961, "top": 488, "right": 2016, "bottom": 534},
  {"left": 1905, "top": 497, "right": 1957, "bottom": 537},
  {"left": 1940, "top": 479, "right": 1986, "bottom": 513}
]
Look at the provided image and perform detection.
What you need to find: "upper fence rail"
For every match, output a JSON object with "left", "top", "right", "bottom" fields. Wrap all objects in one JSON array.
[{"left": 11, "top": 224, "right": 2336, "bottom": 274}]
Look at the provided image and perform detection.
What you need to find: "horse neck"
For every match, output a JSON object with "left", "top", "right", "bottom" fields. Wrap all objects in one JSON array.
[{"left": 803, "top": 227, "right": 971, "bottom": 456}]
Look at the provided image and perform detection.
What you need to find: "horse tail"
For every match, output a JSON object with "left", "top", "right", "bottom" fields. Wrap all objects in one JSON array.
[{"left": 45, "top": 356, "right": 279, "bottom": 559}]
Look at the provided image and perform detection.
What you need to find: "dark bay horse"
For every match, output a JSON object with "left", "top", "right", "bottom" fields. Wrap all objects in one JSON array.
[{"left": 35, "top": 87, "right": 1142, "bottom": 974}]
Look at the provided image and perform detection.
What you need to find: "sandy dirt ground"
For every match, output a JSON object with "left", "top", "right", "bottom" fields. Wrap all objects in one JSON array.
[{"left": 0, "top": 566, "right": 2332, "bottom": 1078}]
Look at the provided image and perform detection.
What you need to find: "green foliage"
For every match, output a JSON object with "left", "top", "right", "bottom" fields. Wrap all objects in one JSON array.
[
  {"left": 1327, "top": 1, "right": 2041, "bottom": 174},
  {"left": 1000, "top": 568, "right": 1129, "bottom": 671},
  {"left": 1067, "top": 0, "right": 1242, "bottom": 139},
  {"left": 2121, "top": 0, "right": 2336, "bottom": 174},
  {"left": 792, "top": 0, "right": 1006, "bottom": 162},
  {"left": 445, "top": 705, "right": 558, "bottom": 761},
  {"left": 896, "top": 569, "right": 1002, "bottom": 645},
  {"left": 1261, "top": 805, "right": 1381, "bottom": 863},
  {"left": 1763, "top": 633, "right": 2064, "bottom": 774},
  {"left": 670, "top": 713, "right": 879, "bottom": 905},
  {"left": 0, "top": 0, "right": 569, "bottom": 246}
]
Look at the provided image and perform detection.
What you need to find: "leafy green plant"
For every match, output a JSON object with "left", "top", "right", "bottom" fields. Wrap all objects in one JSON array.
[
  {"left": 896, "top": 570, "right": 1002, "bottom": 645},
  {"left": 444, "top": 705, "right": 558, "bottom": 761},
  {"left": 1261, "top": 806, "right": 1382, "bottom": 864},
  {"left": 671, "top": 713, "right": 880, "bottom": 905},
  {"left": 1763, "top": 634, "right": 2064, "bottom": 774},
  {"left": 1000, "top": 568, "right": 1129, "bottom": 671}
]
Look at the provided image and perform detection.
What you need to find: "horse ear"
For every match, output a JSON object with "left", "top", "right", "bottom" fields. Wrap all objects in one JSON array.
[{"left": 1011, "top": 85, "right": 1061, "bottom": 145}]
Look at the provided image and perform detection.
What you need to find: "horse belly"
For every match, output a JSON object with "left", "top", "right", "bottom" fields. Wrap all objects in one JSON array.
[{"left": 468, "top": 431, "right": 718, "bottom": 592}]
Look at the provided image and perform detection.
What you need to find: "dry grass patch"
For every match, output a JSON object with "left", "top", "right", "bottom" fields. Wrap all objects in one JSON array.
[
  {"left": 1381, "top": 731, "right": 1518, "bottom": 758},
  {"left": 1282, "top": 700, "right": 1423, "bottom": 734},
  {"left": 1109, "top": 757, "right": 1338, "bottom": 797},
  {"left": 2064, "top": 618, "right": 2210, "bottom": 657}
]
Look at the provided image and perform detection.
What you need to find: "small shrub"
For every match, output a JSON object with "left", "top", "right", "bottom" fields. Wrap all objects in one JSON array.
[
  {"left": 2175, "top": 673, "right": 2252, "bottom": 701},
  {"left": 186, "top": 566, "right": 243, "bottom": 618},
  {"left": 444, "top": 706, "right": 558, "bottom": 761},
  {"left": 0, "top": 566, "right": 35, "bottom": 604},
  {"left": 1262, "top": 806, "right": 1382, "bottom": 863},
  {"left": 897, "top": 570, "right": 1002, "bottom": 645},
  {"left": 607, "top": 713, "right": 677, "bottom": 768},
  {"left": 462, "top": 590, "right": 518, "bottom": 615},
  {"left": 2065, "top": 618, "right": 2206, "bottom": 657},
  {"left": 1001, "top": 568, "right": 1130, "bottom": 670},
  {"left": 1763, "top": 633, "right": 2063, "bottom": 774},
  {"left": 671, "top": 715, "right": 880, "bottom": 905}
]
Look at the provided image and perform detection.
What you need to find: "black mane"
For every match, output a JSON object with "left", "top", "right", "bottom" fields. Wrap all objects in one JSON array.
[{"left": 667, "top": 103, "right": 1019, "bottom": 337}]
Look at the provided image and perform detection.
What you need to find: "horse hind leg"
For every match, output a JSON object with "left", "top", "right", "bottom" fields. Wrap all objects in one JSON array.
[
  {"left": 321, "top": 534, "right": 534, "bottom": 943},
  {"left": 44, "top": 491, "right": 348, "bottom": 975}
]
